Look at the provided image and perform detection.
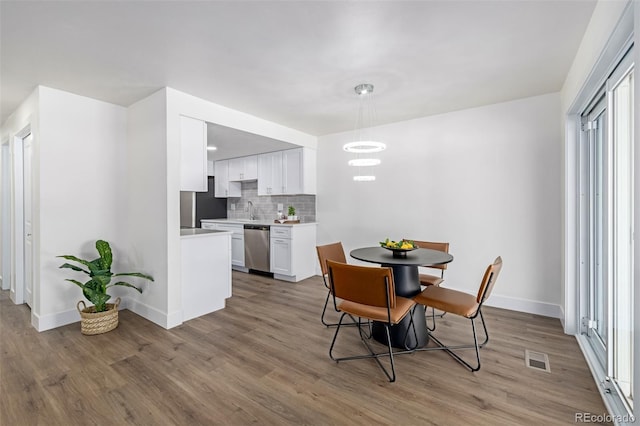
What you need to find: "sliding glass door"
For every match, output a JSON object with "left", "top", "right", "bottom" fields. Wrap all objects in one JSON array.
[
  {"left": 583, "top": 94, "right": 607, "bottom": 366},
  {"left": 580, "top": 50, "right": 634, "bottom": 413}
]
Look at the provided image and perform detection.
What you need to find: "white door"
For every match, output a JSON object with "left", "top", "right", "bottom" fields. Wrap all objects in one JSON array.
[
  {"left": 1, "top": 143, "right": 11, "bottom": 291},
  {"left": 11, "top": 134, "right": 24, "bottom": 304},
  {"left": 23, "top": 135, "right": 33, "bottom": 307}
]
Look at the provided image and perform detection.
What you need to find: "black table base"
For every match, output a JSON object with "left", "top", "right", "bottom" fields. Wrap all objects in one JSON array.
[
  {"left": 373, "top": 264, "right": 428, "bottom": 349},
  {"left": 349, "top": 247, "right": 453, "bottom": 350},
  {"left": 372, "top": 304, "right": 427, "bottom": 349}
]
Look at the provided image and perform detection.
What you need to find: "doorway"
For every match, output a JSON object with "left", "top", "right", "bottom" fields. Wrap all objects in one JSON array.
[
  {"left": 10, "top": 128, "right": 33, "bottom": 307},
  {"left": 1, "top": 142, "right": 10, "bottom": 291}
]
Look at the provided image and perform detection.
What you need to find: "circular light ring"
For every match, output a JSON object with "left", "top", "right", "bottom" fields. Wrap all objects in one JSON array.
[
  {"left": 343, "top": 141, "right": 386, "bottom": 153},
  {"left": 353, "top": 175, "right": 376, "bottom": 182},
  {"left": 348, "top": 158, "right": 381, "bottom": 167},
  {"left": 355, "top": 83, "right": 374, "bottom": 95}
]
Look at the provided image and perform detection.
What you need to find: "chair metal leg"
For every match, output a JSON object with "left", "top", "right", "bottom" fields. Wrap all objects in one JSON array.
[
  {"left": 329, "top": 313, "right": 412, "bottom": 382},
  {"left": 320, "top": 290, "right": 334, "bottom": 326},
  {"left": 321, "top": 289, "right": 358, "bottom": 328},
  {"left": 416, "top": 308, "right": 489, "bottom": 372},
  {"left": 426, "top": 306, "right": 437, "bottom": 331}
]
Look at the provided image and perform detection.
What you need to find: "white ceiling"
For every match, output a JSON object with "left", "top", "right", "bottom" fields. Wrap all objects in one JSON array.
[{"left": 1, "top": 0, "right": 596, "bottom": 137}]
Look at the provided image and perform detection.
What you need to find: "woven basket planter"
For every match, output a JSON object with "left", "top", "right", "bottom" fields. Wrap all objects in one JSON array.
[{"left": 76, "top": 297, "right": 121, "bottom": 335}]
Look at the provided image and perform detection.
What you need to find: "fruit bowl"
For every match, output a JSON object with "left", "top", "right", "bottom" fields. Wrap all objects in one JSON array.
[
  {"left": 379, "top": 239, "right": 418, "bottom": 258},
  {"left": 382, "top": 246, "right": 417, "bottom": 258}
]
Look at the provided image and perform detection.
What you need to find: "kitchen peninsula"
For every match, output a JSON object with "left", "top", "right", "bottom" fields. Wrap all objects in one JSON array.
[
  {"left": 201, "top": 219, "right": 317, "bottom": 282},
  {"left": 180, "top": 228, "right": 232, "bottom": 321}
]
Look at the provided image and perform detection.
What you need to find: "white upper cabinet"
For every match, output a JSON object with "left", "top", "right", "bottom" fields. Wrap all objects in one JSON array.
[
  {"left": 258, "top": 148, "right": 316, "bottom": 196},
  {"left": 228, "top": 155, "right": 258, "bottom": 181},
  {"left": 214, "top": 160, "right": 241, "bottom": 198},
  {"left": 282, "top": 148, "right": 303, "bottom": 195},
  {"left": 257, "top": 151, "right": 283, "bottom": 195},
  {"left": 180, "top": 116, "right": 207, "bottom": 192}
]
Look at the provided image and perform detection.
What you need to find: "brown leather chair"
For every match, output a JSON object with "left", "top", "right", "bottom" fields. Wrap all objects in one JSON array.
[
  {"left": 412, "top": 256, "right": 503, "bottom": 372},
  {"left": 326, "top": 259, "right": 416, "bottom": 382},
  {"left": 410, "top": 240, "right": 450, "bottom": 330},
  {"left": 316, "top": 242, "right": 348, "bottom": 327},
  {"left": 410, "top": 240, "right": 450, "bottom": 287}
]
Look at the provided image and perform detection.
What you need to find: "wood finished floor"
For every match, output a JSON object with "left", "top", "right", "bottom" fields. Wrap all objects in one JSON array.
[{"left": 2, "top": 272, "right": 610, "bottom": 425}]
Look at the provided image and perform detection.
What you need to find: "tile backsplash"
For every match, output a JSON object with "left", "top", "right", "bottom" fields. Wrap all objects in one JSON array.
[{"left": 227, "top": 181, "right": 316, "bottom": 222}]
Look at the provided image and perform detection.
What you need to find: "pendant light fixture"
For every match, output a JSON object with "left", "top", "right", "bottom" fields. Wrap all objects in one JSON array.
[{"left": 344, "top": 83, "right": 385, "bottom": 181}]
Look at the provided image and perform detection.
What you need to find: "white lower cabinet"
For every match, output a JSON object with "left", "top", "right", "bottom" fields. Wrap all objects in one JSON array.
[
  {"left": 270, "top": 237, "right": 292, "bottom": 275},
  {"left": 180, "top": 232, "right": 231, "bottom": 322},
  {"left": 270, "top": 224, "right": 317, "bottom": 282},
  {"left": 201, "top": 222, "right": 246, "bottom": 270}
]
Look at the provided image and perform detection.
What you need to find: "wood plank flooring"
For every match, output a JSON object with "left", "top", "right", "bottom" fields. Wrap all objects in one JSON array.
[{"left": 1, "top": 272, "right": 610, "bottom": 425}]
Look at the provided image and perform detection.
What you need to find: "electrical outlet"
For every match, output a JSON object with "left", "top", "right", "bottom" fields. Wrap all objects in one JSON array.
[
  {"left": 230, "top": 203, "right": 235, "bottom": 211},
  {"left": 277, "top": 203, "right": 283, "bottom": 211}
]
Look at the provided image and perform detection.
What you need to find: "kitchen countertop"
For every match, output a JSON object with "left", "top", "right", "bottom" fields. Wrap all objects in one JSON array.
[
  {"left": 201, "top": 219, "right": 317, "bottom": 227},
  {"left": 180, "top": 228, "right": 233, "bottom": 238}
]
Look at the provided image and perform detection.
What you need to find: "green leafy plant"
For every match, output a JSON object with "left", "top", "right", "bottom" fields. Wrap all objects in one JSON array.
[
  {"left": 58, "top": 240, "right": 154, "bottom": 312},
  {"left": 288, "top": 205, "right": 296, "bottom": 216}
]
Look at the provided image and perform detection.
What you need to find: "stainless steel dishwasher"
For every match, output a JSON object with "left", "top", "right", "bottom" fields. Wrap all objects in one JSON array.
[{"left": 244, "top": 225, "right": 271, "bottom": 274}]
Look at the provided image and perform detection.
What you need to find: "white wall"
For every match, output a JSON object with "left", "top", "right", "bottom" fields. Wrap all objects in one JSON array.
[
  {"left": 125, "top": 89, "right": 173, "bottom": 327},
  {"left": 317, "top": 93, "right": 562, "bottom": 317},
  {"left": 37, "top": 87, "right": 128, "bottom": 330},
  {"left": 0, "top": 86, "right": 129, "bottom": 331}
]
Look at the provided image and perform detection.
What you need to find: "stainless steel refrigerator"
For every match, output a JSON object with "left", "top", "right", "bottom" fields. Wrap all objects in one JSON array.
[{"left": 180, "top": 176, "right": 227, "bottom": 228}]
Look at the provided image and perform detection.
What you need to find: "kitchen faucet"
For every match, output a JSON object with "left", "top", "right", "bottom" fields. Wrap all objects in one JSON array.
[{"left": 248, "top": 201, "right": 255, "bottom": 220}]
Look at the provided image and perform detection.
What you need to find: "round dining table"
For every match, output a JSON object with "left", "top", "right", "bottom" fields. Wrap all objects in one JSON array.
[{"left": 350, "top": 247, "right": 454, "bottom": 349}]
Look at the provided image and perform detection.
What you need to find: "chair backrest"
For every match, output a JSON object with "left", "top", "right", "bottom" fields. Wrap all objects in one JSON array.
[
  {"left": 410, "top": 240, "right": 450, "bottom": 271},
  {"left": 326, "top": 260, "right": 396, "bottom": 309},
  {"left": 316, "top": 242, "right": 347, "bottom": 276},
  {"left": 476, "top": 256, "right": 503, "bottom": 305}
]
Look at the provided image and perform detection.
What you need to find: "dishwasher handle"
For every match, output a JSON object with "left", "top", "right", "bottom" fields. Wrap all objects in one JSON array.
[{"left": 244, "top": 225, "right": 270, "bottom": 231}]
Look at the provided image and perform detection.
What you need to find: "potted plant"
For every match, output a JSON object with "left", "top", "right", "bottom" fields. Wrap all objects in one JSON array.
[
  {"left": 287, "top": 205, "right": 297, "bottom": 221},
  {"left": 58, "top": 239, "right": 154, "bottom": 335}
]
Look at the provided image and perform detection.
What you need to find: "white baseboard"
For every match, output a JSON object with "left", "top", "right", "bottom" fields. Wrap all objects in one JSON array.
[
  {"left": 126, "top": 298, "right": 183, "bottom": 329},
  {"left": 485, "top": 294, "right": 562, "bottom": 319},
  {"left": 1, "top": 276, "right": 9, "bottom": 291},
  {"left": 32, "top": 307, "right": 79, "bottom": 332},
  {"left": 29, "top": 299, "right": 183, "bottom": 332}
]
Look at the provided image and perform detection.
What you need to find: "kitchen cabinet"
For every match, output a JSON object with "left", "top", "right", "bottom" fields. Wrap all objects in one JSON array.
[
  {"left": 258, "top": 147, "right": 316, "bottom": 195},
  {"left": 201, "top": 221, "right": 247, "bottom": 271},
  {"left": 270, "top": 231, "right": 292, "bottom": 275},
  {"left": 214, "top": 160, "right": 241, "bottom": 198},
  {"left": 228, "top": 155, "right": 258, "bottom": 181},
  {"left": 257, "top": 151, "right": 283, "bottom": 195},
  {"left": 180, "top": 115, "right": 207, "bottom": 192},
  {"left": 180, "top": 230, "right": 232, "bottom": 322},
  {"left": 270, "top": 224, "right": 317, "bottom": 282}
]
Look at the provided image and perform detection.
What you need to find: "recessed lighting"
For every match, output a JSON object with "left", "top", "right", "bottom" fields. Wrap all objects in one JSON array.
[{"left": 207, "top": 146, "right": 217, "bottom": 151}]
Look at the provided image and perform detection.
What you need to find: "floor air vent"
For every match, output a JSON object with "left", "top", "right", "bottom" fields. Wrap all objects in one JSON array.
[{"left": 525, "top": 349, "right": 550, "bottom": 372}]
